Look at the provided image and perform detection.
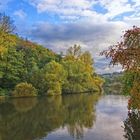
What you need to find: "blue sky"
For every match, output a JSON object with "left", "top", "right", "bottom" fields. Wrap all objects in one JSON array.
[{"left": 0, "top": 0, "right": 140, "bottom": 73}]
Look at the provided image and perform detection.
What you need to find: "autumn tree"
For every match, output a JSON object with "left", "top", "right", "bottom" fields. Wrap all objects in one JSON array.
[
  {"left": 101, "top": 26, "right": 140, "bottom": 109},
  {"left": 101, "top": 26, "right": 140, "bottom": 71}
]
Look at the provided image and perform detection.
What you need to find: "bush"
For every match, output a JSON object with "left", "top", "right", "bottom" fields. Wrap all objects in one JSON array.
[
  {"left": 47, "top": 82, "right": 61, "bottom": 95},
  {"left": 12, "top": 82, "right": 37, "bottom": 97},
  {"left": 0, "top": 88, "right": 9, "bottom": 96}
]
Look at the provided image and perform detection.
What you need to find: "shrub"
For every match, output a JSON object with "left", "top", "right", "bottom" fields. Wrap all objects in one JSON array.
[
  {"left": 12, "top": 82, "right": 37, "bottom": 97},
  {"left": 0, "top": 88, "right": 7, "bottom": 96},
  {"left": 47, "top": 82, "right": 61, "bottom": 96}
]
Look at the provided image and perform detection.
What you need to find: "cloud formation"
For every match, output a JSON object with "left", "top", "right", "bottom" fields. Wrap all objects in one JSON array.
[
  {"left": 26, "top": 0, "right": 140, "bottom": 21},
  {"left": 28, "top": 20, "right": 127, "bottom": 73},
  {"left": 23, "top": 0, "right": 140, "bottom": 73},
  {"left": 3, "top": 0, "right": 140, "bottom": 73},
  {"left": 26, "top": 0, "right": 96, "bottom": 20}
]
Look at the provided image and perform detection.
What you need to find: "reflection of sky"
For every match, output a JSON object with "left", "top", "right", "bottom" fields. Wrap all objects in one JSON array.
[{"left": 43, "top": 95, "right": 128, "bottom": 140}]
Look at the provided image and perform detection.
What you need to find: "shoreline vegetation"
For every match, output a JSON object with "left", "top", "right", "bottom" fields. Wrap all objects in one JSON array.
[
  {"left": 101, "top": 26, "right": 140, "bottom": 110},
  {"left": 0, "top": 13, "right": 104, "bottom": 98},
  {"left": 101, "top": 72, "right": 123, "bottom": 95},
  {"left": 0, "top": 88, "right": 101, "bottom": 99}
]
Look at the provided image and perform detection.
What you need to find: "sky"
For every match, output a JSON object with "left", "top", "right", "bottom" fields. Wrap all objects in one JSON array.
[{"left": 0, "top": 0, "right": 140, "bottom": 74}]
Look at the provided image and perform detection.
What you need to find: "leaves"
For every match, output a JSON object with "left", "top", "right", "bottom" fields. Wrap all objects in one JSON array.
[
  {"left": 101, "top": 26, "right": 140, "bottom": 71},
  {"left": 62, "top": 45, "right": 103, "bottom": 93}
]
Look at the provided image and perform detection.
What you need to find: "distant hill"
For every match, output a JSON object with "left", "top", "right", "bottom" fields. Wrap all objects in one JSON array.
[
  {"left": 101, "top": 72, "right": 123, "bottom": 78},
  {"left": 101, "top": 72, "right": 123, "bottom": 94}
]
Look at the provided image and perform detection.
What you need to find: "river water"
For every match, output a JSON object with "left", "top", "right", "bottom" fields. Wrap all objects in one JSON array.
[{"left": 0, "top": 94, "right": 136, "bottom": 140}]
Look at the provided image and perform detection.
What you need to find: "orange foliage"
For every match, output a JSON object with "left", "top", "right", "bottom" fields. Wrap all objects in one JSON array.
[{"left": 101, "top": 26, "right": 140, "bottom": 72}]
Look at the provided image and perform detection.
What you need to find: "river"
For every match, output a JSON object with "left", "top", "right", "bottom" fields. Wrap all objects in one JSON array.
[{"left": 0, "top": 93, "right": 138, "bottom": 140}]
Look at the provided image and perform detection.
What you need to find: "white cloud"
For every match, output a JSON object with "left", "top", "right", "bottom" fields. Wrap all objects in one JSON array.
[
  {"left": 132, "top": 0, "right": 140, "bottom": 7},
  {"left": 25, "top": 0, "right": 140, "bottom": 21},
  {"left": 98, "top": 0, "right": 133, "bottom": 19},
  {"left": 14, "top": 9, "right": 27, "bottom": 19},
  {"left": 28, "top": 0, "right": 92, "bottom": 12},
  {"left": 123, "top": 17, "right": 140, "bottom": 26},
  {"left": 22, "top": 0, "right": 140, "bottom": 73},
  {"left": 25, "top": 0, "right": 106, "bottom": 21},
  {"left": 27, "top": 20, "right": 127, "bottom": 74}
]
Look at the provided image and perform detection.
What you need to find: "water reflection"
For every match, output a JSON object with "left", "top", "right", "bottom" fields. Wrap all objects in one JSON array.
[
  {"left": 12, "top": 98, "right": 38, "bottom": 112},
  {"left": 123, "top": 110, "right": 140, "bottom": 140},
  {"left": 1, "top": 94, "right": 139, "bottom": 140},
  {"left": 0, "top": 94, "right": 100, "bottom": 140},
  {"left": 123, "top": 81, "right": 140, "bottom": 140}
]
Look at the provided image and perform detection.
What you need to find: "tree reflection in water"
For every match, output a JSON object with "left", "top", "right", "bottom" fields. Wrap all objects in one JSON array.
[
  {"left": 124, "top": 110, "right": 140, "bottom": 140},
  {"left": 0, "top": 93, "right": 100, "bottom": 140},
  {"left": 123, "top": 82, "right": 140, "bottom": 140}
]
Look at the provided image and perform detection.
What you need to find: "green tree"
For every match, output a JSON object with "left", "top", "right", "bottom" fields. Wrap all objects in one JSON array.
[
  {"left": 0, "top": 46, "right": 27, "bottom": 89},
  {"left": 43, "top": 61, "right": 67, "bottom": 95},
  {"left": 0, "top": 13, "right": 103, "bottom": 97},
  {"left": 28, "top": 68, "right": 47, "bottom": 95},
  {"left": 62, "top": 45, "right": 103, "bottom": 93}
]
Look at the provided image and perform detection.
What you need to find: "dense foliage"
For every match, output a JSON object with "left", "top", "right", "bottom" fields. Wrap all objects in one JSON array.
[
  {"left": 0, "top": 13, "right": 103, "bottom": 97},
  {"left": 102, "top": 72, "right": 123, "bottom": 94},
  {"left": 62, "top": 45, "right": 103, "bottom": 93}
]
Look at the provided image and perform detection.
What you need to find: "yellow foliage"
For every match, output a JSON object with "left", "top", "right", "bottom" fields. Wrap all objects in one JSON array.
[{"left": 12, "top": 82, "right": 38, "bottom": 97}]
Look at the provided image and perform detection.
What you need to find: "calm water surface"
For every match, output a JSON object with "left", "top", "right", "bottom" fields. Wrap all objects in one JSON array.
[{"left": 0, "top": 94, "right": 132, "bottom": 140}]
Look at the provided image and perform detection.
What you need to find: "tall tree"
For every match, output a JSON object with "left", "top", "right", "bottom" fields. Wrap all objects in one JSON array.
[{"left": 62, "top": 45, "right": 103, "bottom": 93}]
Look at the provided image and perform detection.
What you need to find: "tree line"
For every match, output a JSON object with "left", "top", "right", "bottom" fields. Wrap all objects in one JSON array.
[{"left": 0, "top": 13, "right": 103, "bottom": 97}]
